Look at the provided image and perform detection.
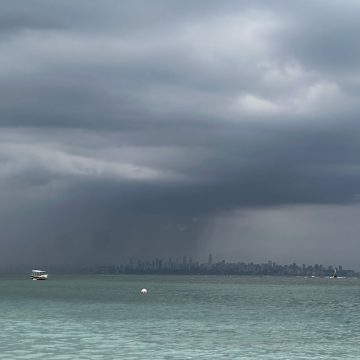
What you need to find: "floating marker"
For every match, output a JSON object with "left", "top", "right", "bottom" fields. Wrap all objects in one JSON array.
[{"left": 140, "top": 288, "right": 148, "bottom": 294}]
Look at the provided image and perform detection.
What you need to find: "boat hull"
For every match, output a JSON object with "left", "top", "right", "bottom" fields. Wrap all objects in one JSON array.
[{"left": 31, "top": 275, "right": 48, "bottom": 280}]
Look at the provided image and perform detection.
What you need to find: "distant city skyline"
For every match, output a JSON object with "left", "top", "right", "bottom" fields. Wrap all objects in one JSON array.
[{"left": 89, "top": 254, "right": 356, "bottom": 277}]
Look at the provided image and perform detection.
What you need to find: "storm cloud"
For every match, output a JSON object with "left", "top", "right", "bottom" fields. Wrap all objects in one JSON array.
[{"left": 1, "top": 1, "right": 360, "bottom": 268}]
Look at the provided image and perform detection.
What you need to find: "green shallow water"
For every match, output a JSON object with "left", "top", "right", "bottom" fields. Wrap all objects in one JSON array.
[{"left": 0, "top": 275, "right": 359, "bottom": 359}]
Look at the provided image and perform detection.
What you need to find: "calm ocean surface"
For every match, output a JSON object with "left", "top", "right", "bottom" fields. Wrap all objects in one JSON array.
[{"left": 0, "top": 275, "right": 359, "bottom": 359}]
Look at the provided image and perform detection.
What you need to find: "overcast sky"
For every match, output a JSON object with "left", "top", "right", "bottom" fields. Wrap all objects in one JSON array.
[{"left": 1, "top": 0, "right": 360, "bottom": 268}]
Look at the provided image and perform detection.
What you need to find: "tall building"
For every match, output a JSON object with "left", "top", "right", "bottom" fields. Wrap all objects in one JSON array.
[
  {"left": 208, "top": 253, "right": 212, "bottom": 266},
  {"left": 129, "top": 257, "right": 134, "bottom": 270}
]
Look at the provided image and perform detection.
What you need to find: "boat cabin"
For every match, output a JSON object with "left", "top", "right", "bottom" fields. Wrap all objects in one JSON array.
[{"left": 31, "top": 270, "right": 48, "bottom": 280}]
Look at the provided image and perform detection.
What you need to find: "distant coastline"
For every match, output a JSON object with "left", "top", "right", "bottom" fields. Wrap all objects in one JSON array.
[
  {"left": 1, "top": 257, "right": 357, "bottom": 277},
  {"left": 84, "top": 257, "right": 357, "bottom": 277}
]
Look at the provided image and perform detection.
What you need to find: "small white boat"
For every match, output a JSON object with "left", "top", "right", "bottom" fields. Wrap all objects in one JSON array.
[{"left": 31, "top": 270, "right": 48, "bottom": 280}]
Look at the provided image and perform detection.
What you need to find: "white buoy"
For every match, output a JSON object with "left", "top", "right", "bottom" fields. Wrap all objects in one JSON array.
[{"left": 140, "top": 288, "right": 148, "bottom": 294}]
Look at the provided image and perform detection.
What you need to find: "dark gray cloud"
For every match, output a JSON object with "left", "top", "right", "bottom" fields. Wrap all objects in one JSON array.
[{"left": 1, "top": 1, "right": 360, "bottom": 268}]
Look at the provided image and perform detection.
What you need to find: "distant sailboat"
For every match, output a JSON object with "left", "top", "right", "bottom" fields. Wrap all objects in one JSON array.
[{"left": 331, "top": 268, "right": 337, "bottom": 279}]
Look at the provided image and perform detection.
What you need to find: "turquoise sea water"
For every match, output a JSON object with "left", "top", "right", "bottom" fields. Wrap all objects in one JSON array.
[{"left": 0, "top": 275, "right": 359, "bottom": 359}]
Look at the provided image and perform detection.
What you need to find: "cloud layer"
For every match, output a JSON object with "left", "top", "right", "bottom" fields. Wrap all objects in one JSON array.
[{"left": 1, "top": 1, "right": 360, "bottom": 267}]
